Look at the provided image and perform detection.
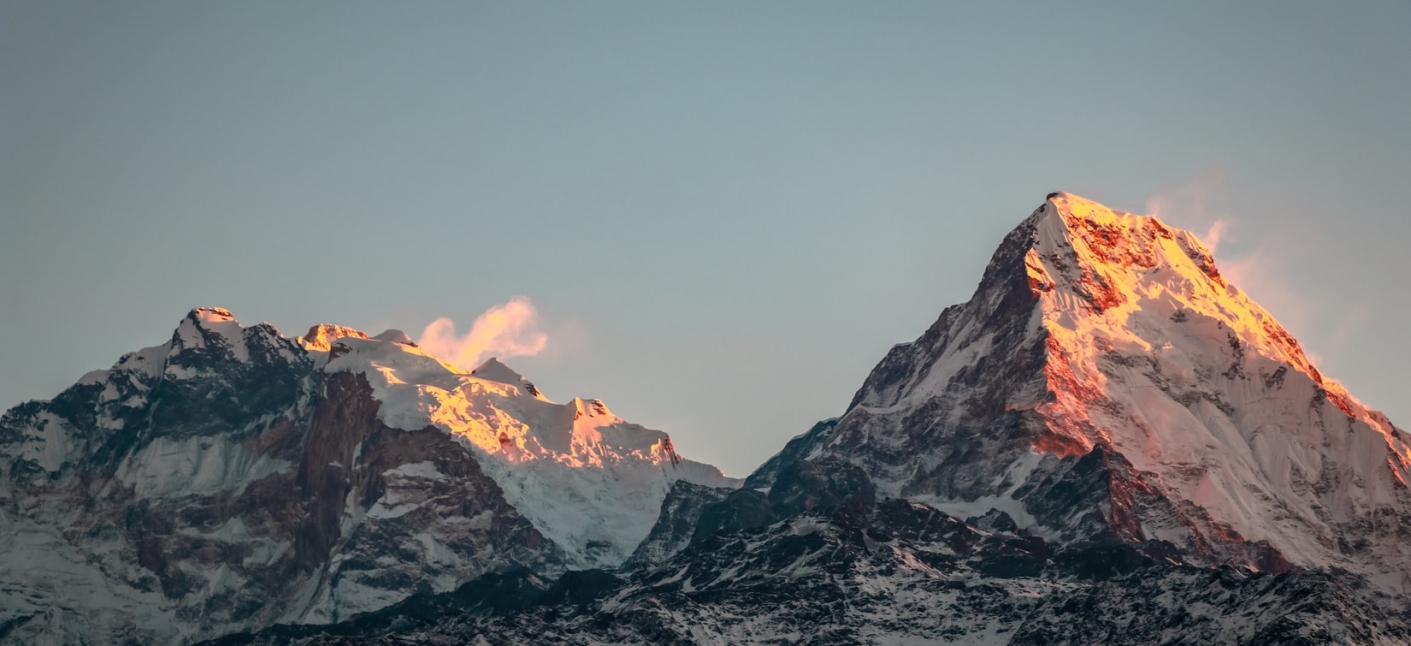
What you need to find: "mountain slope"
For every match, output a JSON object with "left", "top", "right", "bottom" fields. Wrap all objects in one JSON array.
[
  {"left": 222, "top": 192, "right": 1411, "bottom": 646},
  {"left": 219, "top": 456, "right": 1411, "bottom": 646},
  {"left": 758, "top": 192, "right": 1411, "bottom": 586},
  {"left": 8, "top": 192, "right": 1410, "bottom": 645},
  {"left": 0, "top": 309, "right": 735, "bottom": 644}
]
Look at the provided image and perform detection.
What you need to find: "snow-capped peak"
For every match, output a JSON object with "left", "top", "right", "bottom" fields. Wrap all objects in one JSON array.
[
  {"left": 171, "top": 307, "right": 250, "bottom": 361},
  {"left": 1028, "top": 192, "right": 1400, "bottom": 450},
  {"left": 810, "top": 192, "right": 1411, "bottom": 586},
  {"left": 313, "top": 319, "right": 738, "bottom": 567},
  {"left": 371, "top": 329, "right": 413, "bottom": 344},
  {"left": 193, "top": 306, "right": 236, "bottom": 322},
  {"left": 470, "top": 357, "right": 526, "bottom": 385},
  {"left": 298, "top": 323, "right": 369, "bottom": 352},
  {"left": 468, "top": 357, "right": 548, "bottom": 399},
  {"left": 1035, "top": 193, "right": 1311, "bottom": 371}
]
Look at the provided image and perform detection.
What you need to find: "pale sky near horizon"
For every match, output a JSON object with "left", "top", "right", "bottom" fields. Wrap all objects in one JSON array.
[{"left": 3, "top": 1, "right": 1409, "bottom": 476}]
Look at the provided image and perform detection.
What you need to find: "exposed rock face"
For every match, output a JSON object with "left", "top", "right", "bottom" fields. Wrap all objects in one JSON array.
[
  {"left": 283, "top": 372, "right": 560, "bottom": 624},
  {"left": 9, "top": 193, "right": 1411, "bottom": 645},
  {"left": 218, "top": 458, "right": 1411, "bottom": 646},
  {"left": 624, "top": 481, "right": 734, "bottom": 567},
  {"left": 212, "top": 194, "right": 1411, "bottom": 646},
  {"left": 1, "top": 308, "right": 320, "bottom": 644},
  {"left": 755, "top": 193, "right": 1411, "bottom": 586},
  {"left": 0, "top": 309, "right": 735, "bottom": 644}
]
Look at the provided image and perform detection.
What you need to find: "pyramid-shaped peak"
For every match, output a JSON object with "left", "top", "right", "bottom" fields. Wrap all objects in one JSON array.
[
  {"left": 471, "top": 358, "right": 547, "bottom": 398},
  {"left": 1035, "top": 191, "right": 1202, "bottom": 255},
  {"left": 1014, "top": 193, "right": 1224, "bottom": 302},
  {"left": 172, "top": 307, "right": 247, "bottom": 358},
  {"left": 371, "top": 329, "right": 413, "bottom": 344},
  {"left": 569, "top": 396, "right": 612, "bottom": 418},
  {"left": 471, "top": 357, "right": 527, "bottom": 385},
  {"left": 796, "top": 192, "right": 1411, "bottom": 584},
  {"left": 1045, "top": 190, "right": 1133, "bottom": 217},
  {"left": 1010, "top": 193, "right": 1334, "bottom": 392}
]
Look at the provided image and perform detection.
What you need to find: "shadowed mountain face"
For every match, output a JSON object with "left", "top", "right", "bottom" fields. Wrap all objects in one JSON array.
[
  {"left": 214, "top": 456, "right": 1411, "bottom": 646},
  {"left": 9, "top": 193, "right": 1411, "bottom": 646},
  {"left": 220, "top": 194, "right": 1411, "bottom": 646},
  {"left": 0, "top": 309, "right": 734, "bottom": 645}
]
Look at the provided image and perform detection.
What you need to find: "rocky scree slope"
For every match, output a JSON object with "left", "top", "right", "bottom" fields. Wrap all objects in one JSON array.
[{"left": 0, "top": 308, "right": 735, "bottom": 645}]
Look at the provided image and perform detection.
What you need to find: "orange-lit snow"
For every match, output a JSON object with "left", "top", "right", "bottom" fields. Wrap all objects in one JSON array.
[
  {"left": 832, "top": 192, "right": 1411, "bottom": 588},
  {"left": 1011, "top": 194, "right": 1411, "bottom": 578},
  {"left": 310, "top": 327, "right": 737, "bottom": 568}
]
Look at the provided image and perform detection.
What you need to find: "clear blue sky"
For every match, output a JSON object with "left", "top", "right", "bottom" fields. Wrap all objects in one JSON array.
[{"left": 3, "top": 1, "right": 1408, "bottom": 476}]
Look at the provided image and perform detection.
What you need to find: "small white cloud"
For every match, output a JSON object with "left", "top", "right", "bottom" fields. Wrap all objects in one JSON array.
[
  {"left": 417, "top": 296, "right": 548, "bottom": 370},
  {"left": 1201, "top": 220, "right": 1228, "bottom": 256}
]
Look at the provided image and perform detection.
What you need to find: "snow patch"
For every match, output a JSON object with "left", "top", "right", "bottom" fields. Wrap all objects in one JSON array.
[
  {"left": 117, "top": 434, "right": 292, "bottom": 499},
  {"left": 322, "top": 333, "right": 741, "bottom": 568}
]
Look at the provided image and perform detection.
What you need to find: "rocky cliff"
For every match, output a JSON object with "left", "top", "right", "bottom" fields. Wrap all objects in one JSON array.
[{"left": 0, "top": 309, "right": 735, "bottom": 644}]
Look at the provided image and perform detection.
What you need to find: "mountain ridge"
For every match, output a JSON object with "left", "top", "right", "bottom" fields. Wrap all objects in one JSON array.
[
  {"left": 0, "top": 308, "right": 735, "bottom": 644},
  {"left": 760, "top": 191, "right": 1411, "bottom": 585},
  {"left": 6, "top": 191, "right": 1411, "bottom": 645},
  {"left": 221, "top": 192, "right": 1408, "bottom": 644}
]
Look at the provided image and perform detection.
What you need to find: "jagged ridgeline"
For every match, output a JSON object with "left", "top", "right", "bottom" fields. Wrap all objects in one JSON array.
[
  {"left": 6, "top": 193, "right": 1411, "bottom": 645},
  {"left": 0, "top": 308, "right": 736, "bottom": 644}
]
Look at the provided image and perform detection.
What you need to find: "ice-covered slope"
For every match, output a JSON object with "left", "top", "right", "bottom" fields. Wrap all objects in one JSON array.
[
  {"left": 0, "top": 309, "right": 736, "bottom": 644},
  {"left": 312, "top": 330, "right": 739, "bottom": 569},
  {"left": 191, "top": 192, "right": 1411, "bottom": 646},
  {"left": 759, "top": 193, "right": 1411, "bottom": 586}
]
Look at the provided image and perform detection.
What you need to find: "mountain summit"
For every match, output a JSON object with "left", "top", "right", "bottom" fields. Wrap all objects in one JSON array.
[
  {"left": 755, "top": 192, "right": 1411, "bottom": 584},
  {"left": 0, "top": 311, "right": 735, "bottom": 644},
  {"left": 226, "top": 193, "right": 1411, "bottom": 646},
  {"left": 4, "top": 193, "right": 1410, "bottom": 646}
]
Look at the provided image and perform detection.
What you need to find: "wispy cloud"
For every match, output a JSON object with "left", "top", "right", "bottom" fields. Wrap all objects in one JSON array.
[
  {"left": 1218, "top": 248, "right": 1310, "bottom": 331},
  {"left": 417, "top": 296, "right": 548, "bottom": 370},
  {"left": 1199, "top": 220, "right": 1228, "bottom": 256},
  {"left": 1145, "top": 170, "right": 1307, "bottom": 329},
  {"left": 1145, "top": 168, "right": 1230, "bottom": 249},
  {"left": 1145, "top": 171, "right": 1377, "bottom": 372}
]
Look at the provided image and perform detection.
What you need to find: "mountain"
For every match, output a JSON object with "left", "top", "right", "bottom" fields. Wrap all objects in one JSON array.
[
  {"left": 219, "top": 193, "right": 1411, "bottom": 645},
  {"left": 756, "top": 192, "right": 1411, "bottom": 585},
  {"left": 0, "top": 308, "right": 736, "bottom": 644},
  {"left": 10, "top": 192, "right": 1411, "bottom": 645},
  {"left": 218, "top": 463, "right": 1411, "bottom": 646}
]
